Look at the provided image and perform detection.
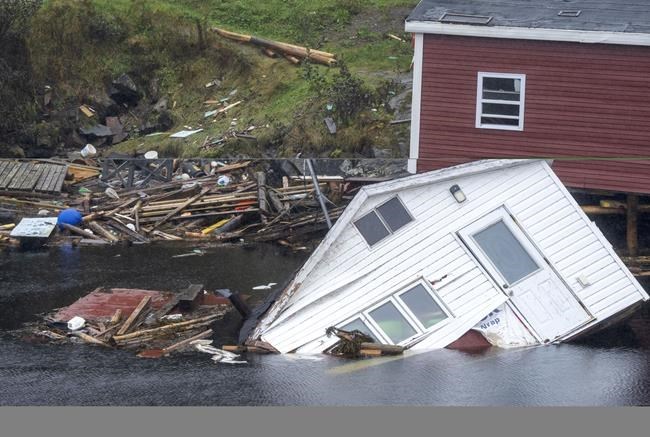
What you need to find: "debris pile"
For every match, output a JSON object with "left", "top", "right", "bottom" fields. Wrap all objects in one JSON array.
[
  {"left": 1, "top": 157, "right": 405, "bottom": 249},
  {"left": 20, "top": 285, "right": 236, "bottom": 362},
  {"left": 325, "top": 327, "right": 405, "bottom": 358}
]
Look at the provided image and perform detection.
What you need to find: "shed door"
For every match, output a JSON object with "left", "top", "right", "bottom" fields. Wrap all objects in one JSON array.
[{"left": 459, "top": 207, "right": 592, "bottom": 342}]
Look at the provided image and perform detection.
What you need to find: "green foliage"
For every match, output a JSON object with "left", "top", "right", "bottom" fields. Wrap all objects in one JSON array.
[{"left": 0, "top": 0, "right": 41, "bottom": 138}]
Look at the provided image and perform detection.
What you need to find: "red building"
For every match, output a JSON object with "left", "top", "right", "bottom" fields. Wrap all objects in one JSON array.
[{"left": 406, "top": 0, "right": 650, "bottom": 195}]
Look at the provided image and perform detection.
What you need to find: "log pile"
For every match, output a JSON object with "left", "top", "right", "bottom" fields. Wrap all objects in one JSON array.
[{"left": 211, "top": 27, "right": 337, "bottom": 66}]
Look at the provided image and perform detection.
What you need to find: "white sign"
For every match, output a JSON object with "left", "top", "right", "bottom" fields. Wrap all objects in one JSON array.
[{"left": 10, "top": 217, "right": 57, "bottom": 238}]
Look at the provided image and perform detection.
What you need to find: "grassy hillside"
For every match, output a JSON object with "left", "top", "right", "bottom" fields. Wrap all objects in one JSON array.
[{"left": 21, "top": 0, "right": 416, "bottom": 158}]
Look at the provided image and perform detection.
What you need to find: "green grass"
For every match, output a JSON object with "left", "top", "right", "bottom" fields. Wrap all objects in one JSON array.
[{"left": 30, "top": 0, "right": 416, "bottom": 158}]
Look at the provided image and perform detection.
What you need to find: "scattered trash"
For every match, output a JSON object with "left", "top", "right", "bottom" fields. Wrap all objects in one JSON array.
[
  {"left": 144, "top": 151, "right": 159, "bottom": 160},
  {"left": 252, "top": 282, "right": 277, "bottom": 290},
  {"left": 171, "top": 249, "right": 205, "bottom": 258},
  {"left": 192, "top": 340, "right": 247, "bottom": 364},
  {"left": 170, "top": 129, "right": 204, "bottom": 138},
  {"left": 104, "top": 187, "right": 120, "bottom": 200},
  {"left": 67, "top": 316, "right": 86, "bottom": 331},
  {"left": 324, "top": 117, "right": 337, "bottom": 134},
  {"left": 80, "top": 144, "right": 97, "bottom": 158},
  {"left": 216, "top": 175, "right": 230, "bottom": 186},
  {"left": 56, "top": 209, "right": 83, "bottom": 230}
]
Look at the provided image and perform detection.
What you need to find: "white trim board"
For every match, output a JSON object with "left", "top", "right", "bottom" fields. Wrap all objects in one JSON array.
[
  {"left": 408, "top": 33, "right": 424, "bottom": 174},
  {"left": 405, "top": 21, "right": 650, "bottom": 47}
]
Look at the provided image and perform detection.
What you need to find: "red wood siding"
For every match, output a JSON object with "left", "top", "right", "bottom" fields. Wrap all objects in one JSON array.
[{"left": 417, "top": 34, "right": 650, "bottom": 194}]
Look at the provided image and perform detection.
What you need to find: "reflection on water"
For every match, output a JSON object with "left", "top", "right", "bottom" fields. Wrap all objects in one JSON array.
[{"left": 1, "top": 243, "right": 650, "bottom": 406}]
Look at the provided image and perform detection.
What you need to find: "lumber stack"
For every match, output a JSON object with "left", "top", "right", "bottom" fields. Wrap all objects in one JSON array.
[{"left": 211, "top": 27, "right": 337, "bottom": 66}]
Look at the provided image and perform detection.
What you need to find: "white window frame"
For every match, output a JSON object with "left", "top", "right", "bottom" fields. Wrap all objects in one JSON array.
[
  {"left": 475, "top": 72, "right": 526, "bottom": 131},
  {"left": 352, "top": 195, "right": 414, "bottom": 249},
  {"left": 337, "top": 278, "right": 453, "bottom": 346}
]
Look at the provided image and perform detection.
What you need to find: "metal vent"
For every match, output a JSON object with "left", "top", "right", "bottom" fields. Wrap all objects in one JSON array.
[
  {"left": 558, "top": 10, "right": 582, "bottom": 17},
  {"left": 440, "top": 12, "right": 493, "bottom": 25}
]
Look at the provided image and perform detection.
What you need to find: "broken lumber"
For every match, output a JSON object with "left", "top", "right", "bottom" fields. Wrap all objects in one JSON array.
[
  {"left": 73, "top": 331, "right": 111, "bottom": 348},
  {"left": 151, "top": 187, "right": 210, "bottom": 230},
  {"left": 211, "top": 27, "right": 336, "bottom": 66},
  {"left": 359, "top": 342, "right": 404, "bottom": 355},
  {"left": 162, "top": 329, "right": 213, "bottom": 355},
  {"left": 61, "top": 223, "right": 106, "bottom": 241},
  {"left": 86, "top": 221, "right": 119, "bottom": 243},
  {"left": 112, "top": 314, "right": 221, "bottom": 342},
  {"left": 116, "top": 296, "right": 152, "bottom": 336}
]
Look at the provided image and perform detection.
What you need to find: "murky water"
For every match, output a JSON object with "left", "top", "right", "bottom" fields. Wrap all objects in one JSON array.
[{"left": 1, "top": 243, "right": 650, "bottom": 406}]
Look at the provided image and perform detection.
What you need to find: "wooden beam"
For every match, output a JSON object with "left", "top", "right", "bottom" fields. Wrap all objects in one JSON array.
[
  {"left": 627, "top": 194, "right": 639, "bottom": 257},
  {"left": 116, "top": 296, "right": 152, "bottom": 336},
  {"left": 150, "top": 187, "right": 210, "bottom": 230}
]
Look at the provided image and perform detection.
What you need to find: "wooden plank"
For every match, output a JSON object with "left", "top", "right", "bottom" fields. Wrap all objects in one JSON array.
[
  {"left": 0, "top": 161, "right": 10, "bottom": 181},
  {"left": 0, "top": 161, "right": 14, "bottom": 187},
  {"left": 17, "top": 164, "right": 41, "bottom": 191},
  {"left": 51, "top": 165, "right": 68, "bottom": 193},
  {"left": 7, "top": 163, "right": 30, "bottom": 190},
  {"left": 116, "top": 296, "right": 152, "bottom": 336},
  {"left": 161, "top": 329, "right": 213, "bottom": 355},
  {"left": 44, "top": 165, "right": 65, "bottom": 193},
  {"left": 35, "top": 165, "right": 56, "bottom": 192},
  {"left": 151, "top": 187, "right": 210, "bottom": 230},
  {"left": 0, "top": 162, "right": 21, "bottom": 189},
  {"left": 627, "top": 194, "right": 639, "bottom": 257}
]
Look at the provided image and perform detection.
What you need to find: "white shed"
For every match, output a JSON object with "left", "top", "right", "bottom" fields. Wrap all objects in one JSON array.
[{"left": 249, "top": 159, "right": 649, "bottom": 353}]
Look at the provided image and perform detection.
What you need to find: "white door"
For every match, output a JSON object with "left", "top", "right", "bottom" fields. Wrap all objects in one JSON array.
[{"left": 459, "top": 207, "right": 592, "bottom": 342}]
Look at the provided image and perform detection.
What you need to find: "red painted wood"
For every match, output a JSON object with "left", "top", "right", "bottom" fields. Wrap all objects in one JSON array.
[
  {"left": 54, "top": 288, "right": 230, "bottom": 322},
  {"left": 445, "top": 329, "right": 492, "bottom": 350},
  {"left": 417, "top": 35, "right": 650, "bottom": 194}
]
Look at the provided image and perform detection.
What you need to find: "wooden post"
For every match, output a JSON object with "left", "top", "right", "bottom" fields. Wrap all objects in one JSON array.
[
  {"left": 627, "top": 194, "right": 639, "bottom": 257},
  {"left": 116, "top": 296, "right": 151, "bottom": 336}
]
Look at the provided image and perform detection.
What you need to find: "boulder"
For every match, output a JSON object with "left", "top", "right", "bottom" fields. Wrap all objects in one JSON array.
[{"left": 108, "top": 73, "right": 141, "bottom": 106}]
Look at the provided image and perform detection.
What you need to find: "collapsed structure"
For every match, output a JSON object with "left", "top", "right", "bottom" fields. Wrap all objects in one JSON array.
[{"left": 247, "top": 159, "right": 649, "bottom": 353}]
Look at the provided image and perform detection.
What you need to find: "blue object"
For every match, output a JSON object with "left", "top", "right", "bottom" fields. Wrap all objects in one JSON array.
[{"left": 57, "top": 208, "right": 83, "bottom": 230}]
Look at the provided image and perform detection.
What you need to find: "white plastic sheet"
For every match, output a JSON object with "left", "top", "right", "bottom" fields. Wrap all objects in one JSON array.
[{"left": 472, "top": 304, "right": 538, "bottom": 348}]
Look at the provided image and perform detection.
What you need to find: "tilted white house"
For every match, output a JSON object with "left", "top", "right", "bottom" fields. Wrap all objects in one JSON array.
[{"left": 248, "top": 159, "right": 649, "bottom": 353}]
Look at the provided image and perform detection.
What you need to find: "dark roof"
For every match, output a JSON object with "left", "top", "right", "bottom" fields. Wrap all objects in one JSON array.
[{"left": 407, "top": 0, "right": 650, "bottom": 34}]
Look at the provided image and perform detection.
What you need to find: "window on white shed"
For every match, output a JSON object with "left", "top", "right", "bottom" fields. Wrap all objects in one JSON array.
[
  {"left": 476, "top": 73, "right": 525, "bottom": 131},
  {"left": 337, "top": 280, "right": 452, "bottom": 346},
  {"left": 353, "top": 196, "right": 413, "bottom": 247}
]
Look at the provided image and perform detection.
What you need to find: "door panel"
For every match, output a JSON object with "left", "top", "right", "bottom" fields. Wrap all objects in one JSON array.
[{"left": 459, "top": 207, "right": 592, "bottom": 341}]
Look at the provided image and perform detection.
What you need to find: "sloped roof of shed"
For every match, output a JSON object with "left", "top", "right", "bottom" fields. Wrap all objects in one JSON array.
[{"left": 407, "top": 0, "right": 650, "bottom": 34}]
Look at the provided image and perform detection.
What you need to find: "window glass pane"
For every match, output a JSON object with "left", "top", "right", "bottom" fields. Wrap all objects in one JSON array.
[
  {"left": 481, "top": 117, "right": 519, "bottom": 126},
  {"left": 483, "top": 90, "right": 520, "bottom": 101},
  {"left": 483, "top": 77, "right": 520, "bottom": 94},
  {"left": 340, "top": 318, "right": 379, "bottom": 342},
  {"left": 354, "top": 211, "right": 390, "bottom": 246},
  {"left": 376, "top": 197, "right": 412, "bottom": 233},
  {"left": 400, "top": 284, "right": 447, "bottom": 328},
  {"left": 473, "top": 220, "right": 539, "bottom": 284},
  {"left": 369, "top": 301, "right": 417, "bottom": 344},
  {"left": 482, "top": 103, "right": 520, "bottom": 117}
]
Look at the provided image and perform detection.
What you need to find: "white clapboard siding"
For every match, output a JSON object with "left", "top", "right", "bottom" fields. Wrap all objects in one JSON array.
[
  {"left": 282, "top": 165, "right": 550, "bottom": 314},
  {"left": 255, "top": 160, "right": 648, "bottom": 353}
]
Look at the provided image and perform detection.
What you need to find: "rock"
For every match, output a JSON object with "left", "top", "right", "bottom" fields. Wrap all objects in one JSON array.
[
  {"left": 106, "top": 116, "right": 128, "bottom": 144},
  {"left": 0, "top": 144, "right": 25, "bottom": 158},
  {"left": 371, "top": 147, "right": 393, "bottom": 159},
  {"left": 139, "top": 109, "right": 174, "bottom": 135},
  {"left": 153, "top": 97, "right": 168, "bottom": 112},
  {"left": 109, "top": 73, "right": 141, "bottom": 106}
]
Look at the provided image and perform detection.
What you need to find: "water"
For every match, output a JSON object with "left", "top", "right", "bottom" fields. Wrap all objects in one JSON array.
[{"left": 1, "top": 243, "right": 650, "bottom": 406}]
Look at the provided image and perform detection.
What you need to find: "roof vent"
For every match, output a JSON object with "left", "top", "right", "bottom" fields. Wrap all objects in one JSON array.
[
  {"left": 558, "top": 10, "right": 582, "bottom": 17},
  {"left": 440, "top": 12, "right": 493, "bottom": 25}
]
